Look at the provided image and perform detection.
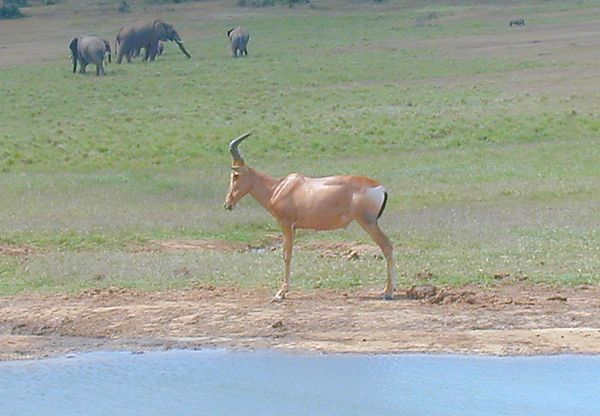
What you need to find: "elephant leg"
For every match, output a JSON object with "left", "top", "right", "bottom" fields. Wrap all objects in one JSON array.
[
  {"left": 148, "top": 42, "right": 159, "bottom": 61},
  {"left": 79, "top": 61, "right": 87, "bottom": 74},
  {"left": 118, "top": 48, "right": 132, "bottom": 64}
]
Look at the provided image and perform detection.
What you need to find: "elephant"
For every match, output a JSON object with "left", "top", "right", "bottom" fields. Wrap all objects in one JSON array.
[
  {"left": 69, "top": 35, "right": 111, "bottom": 76},
  {"left": 227, "top": 27, "right": 249, "bottom": 57},
  {"left": 509, "top": 18, "right": 525, "bottom": 26},
  {"left": 115, "top": 20, "right": 190, "bottom": 64}
]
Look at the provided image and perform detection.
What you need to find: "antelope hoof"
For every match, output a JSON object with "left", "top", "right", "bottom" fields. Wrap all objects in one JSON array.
[
  {"left": 382, "top": 292, "right": 394, "bottom": 301},
  {"left": 271, "top": 291, "right": 286, "bottom": 302},
  {"left": 270, "top": 295, "right": 284, "bottom": 303}
]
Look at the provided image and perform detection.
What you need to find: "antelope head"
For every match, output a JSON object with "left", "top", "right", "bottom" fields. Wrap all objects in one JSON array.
[{"left": 224, "top": 132, "right": 252, "bottom": 210}]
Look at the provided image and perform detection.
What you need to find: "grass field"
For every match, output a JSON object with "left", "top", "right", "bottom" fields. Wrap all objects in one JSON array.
[{"left": 0, "top": 0, "right": 598, "bottom": 295}]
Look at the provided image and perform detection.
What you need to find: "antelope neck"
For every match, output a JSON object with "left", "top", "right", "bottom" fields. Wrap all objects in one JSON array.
[{"left": 247, "top": 168, "right": 280, "bottom": 211}]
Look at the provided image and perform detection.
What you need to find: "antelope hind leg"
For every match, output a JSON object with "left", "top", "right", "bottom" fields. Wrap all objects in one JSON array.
[{"left": 356, "top": 218, "right": 397, "bottom": 300}]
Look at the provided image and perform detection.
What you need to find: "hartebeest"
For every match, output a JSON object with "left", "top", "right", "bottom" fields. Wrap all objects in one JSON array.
[{"left": 224, "top": 132, "right": 397, "bottom": 301}]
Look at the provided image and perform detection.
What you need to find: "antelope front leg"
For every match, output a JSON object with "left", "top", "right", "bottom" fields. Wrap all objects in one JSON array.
[{"left": 273, "top": 224, "right": 295, "bottom": 301}]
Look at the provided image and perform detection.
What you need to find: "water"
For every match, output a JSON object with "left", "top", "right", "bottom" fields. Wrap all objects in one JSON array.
[{"left": 1, "top": 350, "right": 599, "bottom": 416}]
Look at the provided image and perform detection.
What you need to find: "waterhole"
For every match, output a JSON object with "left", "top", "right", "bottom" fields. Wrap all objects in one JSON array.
[{"left": 1, "top": 350, "right": 598, "bottom": 416}]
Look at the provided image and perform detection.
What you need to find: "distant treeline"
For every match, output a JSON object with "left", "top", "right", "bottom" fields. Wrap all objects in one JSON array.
[
  {"left": 237, "top": 0, "right": 309, "bottom": 6},
  {"left": 1, "top": 0, "right": 59, "bottom": 19},
  {"left": 1, "top": 0, "right": 25, "bottom": 19},
  {"left": 142, "top": 0, "right": 311, "bottom": 5},
  {"left": 0, "top": 0, "right": 318, "bottom": 19}
]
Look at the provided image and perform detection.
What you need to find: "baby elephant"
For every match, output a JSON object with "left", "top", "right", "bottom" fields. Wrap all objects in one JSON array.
[
  {"left": 227, "top": 27, "right": 249, "bottom": 57},
  {"left": 69, "top": 35, "right": 111, "bottom": 76}
]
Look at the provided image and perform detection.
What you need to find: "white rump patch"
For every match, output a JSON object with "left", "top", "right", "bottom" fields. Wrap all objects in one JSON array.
[{"left": 365, "top": 186, "right": 386, "bottom": 210}]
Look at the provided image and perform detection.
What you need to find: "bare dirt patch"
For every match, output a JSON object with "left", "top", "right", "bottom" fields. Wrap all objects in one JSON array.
[
  {"left": 1, "top": 284, "right": 599, "bottom": 360},
  {"left": 301, "top": 242, "right": 383, "bottom": 260},
  {"left": 133, "top": 239, "right": 251, "bottom": 253},
  {"left": 132, "top": 238, "right": 384, "bottom": 261},
  {"left": 0, "top": 244, "right": 32, "bottom": 256}
]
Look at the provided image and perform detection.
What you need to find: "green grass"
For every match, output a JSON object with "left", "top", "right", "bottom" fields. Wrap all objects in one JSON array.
[
  {"left": 0, "top": 0, "right": 599, "bottom": 294},
  {"left": 3, "top": 3, "right": 598, "bottom": 172}
]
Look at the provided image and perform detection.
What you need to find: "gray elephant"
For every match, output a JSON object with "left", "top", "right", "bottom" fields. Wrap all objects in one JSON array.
[
  {"left": 227, "top": 27, "right": 249, "bottom": 57},
  {"left": 69, "top": 35, "right": 111, "bottom": 76},
  {"left": 115, "top": 20, "right": 190, "bottom": 64}
]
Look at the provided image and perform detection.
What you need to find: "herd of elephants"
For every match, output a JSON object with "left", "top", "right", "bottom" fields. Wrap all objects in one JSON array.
[{"left": 69, "top": 19, "right": 250, "bottom": 75}]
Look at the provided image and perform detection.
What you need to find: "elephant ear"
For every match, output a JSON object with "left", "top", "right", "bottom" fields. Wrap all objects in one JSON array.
[
  {"left": 69, "top": 38, "right": 78, "bottom": 73},
  {"left": 153, "top": 20, "right": 168, "bottom": 40},
  {"left": 102, "top": 39, "right": 111, "bottom": 53},
  {"left": 102, "top": 39, "right": 112, "bottom": 63},
  {"left": 69, "top": 37, "right": 78, "bottom": 55}
]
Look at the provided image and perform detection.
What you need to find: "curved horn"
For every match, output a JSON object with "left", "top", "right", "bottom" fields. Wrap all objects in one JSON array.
[{"left": 229, "top": 131, "right": 252, "bottom": 163}]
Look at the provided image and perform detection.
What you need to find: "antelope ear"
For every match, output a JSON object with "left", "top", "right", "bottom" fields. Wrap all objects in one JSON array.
[{"left": 231, "top": 166, "right": 249, "bottom": 174}]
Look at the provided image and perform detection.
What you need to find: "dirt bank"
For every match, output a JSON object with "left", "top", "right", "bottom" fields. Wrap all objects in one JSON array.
[{"left": 2, "top": 284, "right": 599, "bottom": 360}]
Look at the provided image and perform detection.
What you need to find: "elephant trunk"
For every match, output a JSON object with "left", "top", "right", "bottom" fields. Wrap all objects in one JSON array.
[{"left": 175, "top": 40, "right": 191, "bottom": 59}]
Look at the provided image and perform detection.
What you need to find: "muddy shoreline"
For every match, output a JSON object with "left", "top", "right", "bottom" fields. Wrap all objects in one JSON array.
[{"left": 2, "top": 284, "right": 599, "bottom": 360}]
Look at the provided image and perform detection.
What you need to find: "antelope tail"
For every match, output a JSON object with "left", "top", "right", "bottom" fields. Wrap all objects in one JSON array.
[{"left": 377, "top": 191, "right": 388, "bottom": 220}]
